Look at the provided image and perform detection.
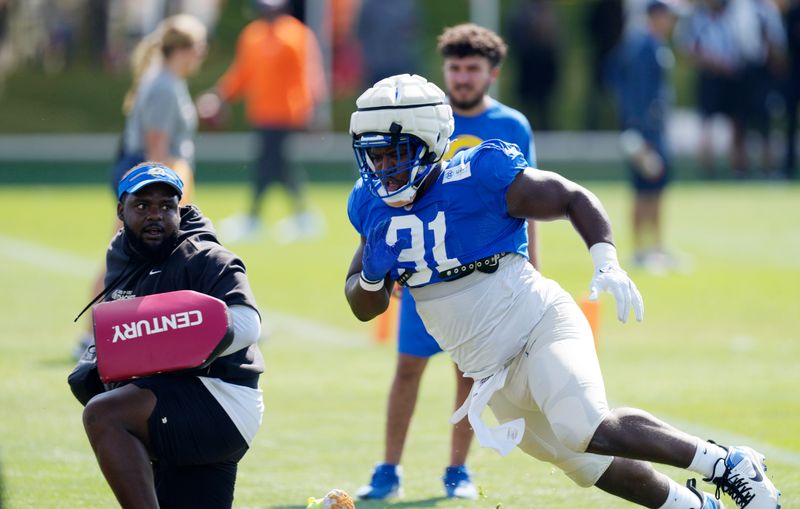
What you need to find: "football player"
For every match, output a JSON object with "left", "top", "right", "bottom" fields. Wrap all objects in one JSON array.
[{"left": 344, "top": 73, "right": 780, "bottom": 509}]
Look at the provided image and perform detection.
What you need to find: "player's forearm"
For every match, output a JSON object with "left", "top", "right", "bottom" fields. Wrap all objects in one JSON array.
[
  {"left": 565, "top": 186, "right": 615, "bottom": 250},
  {"left": 345, "top": 273, "right": 392, "bottom": 321},
  {"left": 507, "top": 170, "right": 614, "bottom": 250}
]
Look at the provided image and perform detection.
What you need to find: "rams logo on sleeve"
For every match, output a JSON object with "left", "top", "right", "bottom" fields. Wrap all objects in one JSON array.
[{"left": 445, "top": 134, "right": 482, "bottom": 161}]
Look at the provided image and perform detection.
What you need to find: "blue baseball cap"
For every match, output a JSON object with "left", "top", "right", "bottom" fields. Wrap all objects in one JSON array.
[{"left": 117, "top": 163, "right": 184, "bottom": 200}]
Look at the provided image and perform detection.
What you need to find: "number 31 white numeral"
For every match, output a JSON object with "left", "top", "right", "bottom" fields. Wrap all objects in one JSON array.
[{"left": 386, "top": 211, "right": 461, "bottom": 286}]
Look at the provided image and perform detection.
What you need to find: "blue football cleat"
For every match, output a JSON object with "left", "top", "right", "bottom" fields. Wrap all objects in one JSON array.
[
  {"left": 355, "top": 463, "right": 403, "bottom": 500},
  {"left": 443, "top": 465, "right": 478, "bottom": 500}
]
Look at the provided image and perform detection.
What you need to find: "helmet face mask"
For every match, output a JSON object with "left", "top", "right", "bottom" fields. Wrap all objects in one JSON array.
[
  {"left": 353, "top": 133, "right": 431, "bottom": 207},
  {"left": 350, "top": 74, "right": 454, "bottom": 207}
]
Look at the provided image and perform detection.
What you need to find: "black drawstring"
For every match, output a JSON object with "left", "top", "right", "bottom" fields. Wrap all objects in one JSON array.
[{"left": 73, "top": 260, "right": 141, "bottom": 322}]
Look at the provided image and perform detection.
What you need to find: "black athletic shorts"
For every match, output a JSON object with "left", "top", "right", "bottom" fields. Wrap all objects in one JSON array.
[{"left": 132, "top": 375, "right": 249, "bottom": 509}]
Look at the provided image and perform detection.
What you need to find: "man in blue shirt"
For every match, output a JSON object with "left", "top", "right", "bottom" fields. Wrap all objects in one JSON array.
[
  {"left": 344, "top": 73, "right": 780, "bottom": 509},
  {"left": 608, "top": 0, "right": 677, "bottom": 271},
  {"left": 355, "top": 24, "right": 536, "bottom": 500}
]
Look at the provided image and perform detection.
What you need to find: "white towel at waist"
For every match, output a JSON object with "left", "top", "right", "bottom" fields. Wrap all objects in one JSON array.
[{"left": 450, "top": 363, "right": 524, "bottom": 456}]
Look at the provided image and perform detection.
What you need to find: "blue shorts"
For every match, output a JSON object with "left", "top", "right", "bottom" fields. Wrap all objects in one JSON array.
[
  {"left": 398, "top": 287, "right": 443, "bottom": 358},
  {"left": 132, "top": 375, "right": 248, "bottom": 509},
  {"left": 630, "top": 159, "right": 670, "bottom": 194}
]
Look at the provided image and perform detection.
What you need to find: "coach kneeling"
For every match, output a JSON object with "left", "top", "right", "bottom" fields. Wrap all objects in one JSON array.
[{"left": 79, "top": 162, "right": 264, "bottom": 509}]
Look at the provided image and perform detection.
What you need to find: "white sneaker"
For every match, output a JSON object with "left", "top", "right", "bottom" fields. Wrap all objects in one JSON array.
[
  {"left": 687, "top": 478, "right": 725, "bottom": 509},
  {"left": 631, "top": 248, "right": 692, "bottom": 276},
  {"left": 706, "top": 446, "right": 780, "bottom": 509},
  {"left": 218, "top": 214, "right": 263, "bottom": 244}
]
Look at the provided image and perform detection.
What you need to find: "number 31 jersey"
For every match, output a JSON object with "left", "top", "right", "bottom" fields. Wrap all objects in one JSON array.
[{"left": 348, "top": 140, "right": 530, "bottom": 288}]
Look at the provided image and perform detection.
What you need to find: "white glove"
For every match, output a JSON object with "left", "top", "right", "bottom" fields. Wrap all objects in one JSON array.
[{"left": 588, "top": 243, "right": 644, "bottom": 323}]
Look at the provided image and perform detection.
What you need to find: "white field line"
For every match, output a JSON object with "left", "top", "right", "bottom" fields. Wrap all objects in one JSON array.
[
  {"left": 0, "top": 233, "right": 372, "bottom": 350},
  {"left": 0, "top": 234, "right": 99, "bottom": 278},
  {"left": 1, "top": 234, "right": 799, "bottom": 466}
]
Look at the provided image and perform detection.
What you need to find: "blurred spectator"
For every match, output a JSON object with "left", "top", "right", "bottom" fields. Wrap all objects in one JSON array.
[
  {"left": 118, "top": 13, "right": 206, "bottom": 190},
  {"left": 0, "top": 0, "right": 9, "bottom": 92},
  {"left": 0, "top": 1, "right": 6, "bottom": 46},
  {"left": 675, "top": 0, "right": 743, "bottom": 177},
  {"left": 94, "top": 0, "right": 221, "bottom": 72},
  {"left": 0, "top": 0, "right": 6, "bottom": 40},
  {"left": 213, "top": 0, "right": 327, "bottom": 244},
  {"left": 728, "top": 0, "right": 787, "bottom": 177},
  {"left": 125, "top": 0, "right": 167, "bottom": 41},
  {"left": 1, "top": 1, "right": 54, "bottom": 74},
  {"left": 625, "top": 0, "right": 658, "bottom": 32},
  {"left": 584, "top": 0, "right": 626, "bottom": 129},
  {"left": 786, "top": 0, "right": 800, "bottom": 178},
  {"left": 507, "top": 0, "right": 561, "bottom": 130},
  {"left": 168, "top": 0, "right": 225, "bottom": 36},
  {"left": 608, "top": 0, "right": 679, "bottom": 272},
  {"left": 42, "top": 0, "right": 82, "bottom": 73},
  {"left": 86, "top": 0, "right": 110, "bottom": 67},
  {"left": 286, "top": 0, "right": 305, "bottom": 21},
  {"left": 330, "top": 0, "right": 362, "bottom": 97},
  {"left": 105, "top": 0, "right": 167, "bottom": 73},
  {"left": 357, "top": 0, "right": 422, "bottom": 87}
]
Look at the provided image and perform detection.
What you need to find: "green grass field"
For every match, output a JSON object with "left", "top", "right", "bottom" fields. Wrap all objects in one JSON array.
[{"left": 0, "top": 181, "right": 798, "bottom": 508}]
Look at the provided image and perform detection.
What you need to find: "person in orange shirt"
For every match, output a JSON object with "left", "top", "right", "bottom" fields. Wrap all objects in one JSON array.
[{"left": 210, "top": 0, "right": 326, "bottom": 243}]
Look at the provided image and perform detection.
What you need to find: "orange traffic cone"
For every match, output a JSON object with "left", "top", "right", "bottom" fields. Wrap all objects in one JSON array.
[
  {"left": 373, "top": 285, "right": 400, "bottom": 344},
  {"left": 578, "top": 295, "right": 601, "bottom": 350}
]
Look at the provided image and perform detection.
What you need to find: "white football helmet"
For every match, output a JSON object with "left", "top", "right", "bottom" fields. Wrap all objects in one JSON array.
[{"left": 350, "top": 74, "right": 454, "bottom": 207}]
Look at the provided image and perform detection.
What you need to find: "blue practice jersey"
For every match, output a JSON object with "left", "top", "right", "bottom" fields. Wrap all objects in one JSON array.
[
  {"left": 348, "top": 140, "right": 529, "bottom": 288},
  {"left": 445, "top": 99, "right": 536, "bottom": 166},
  {"left": 606, "top": 30, "right": 673, "bottom": 151}
]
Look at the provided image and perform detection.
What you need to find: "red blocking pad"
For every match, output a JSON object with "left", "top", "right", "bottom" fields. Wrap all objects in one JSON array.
[{"left": 93, "top": 290, "right": 231, "bottom": 383}]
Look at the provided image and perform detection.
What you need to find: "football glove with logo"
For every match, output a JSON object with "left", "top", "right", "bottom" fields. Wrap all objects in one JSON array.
[{"left": 588, "top": 242, "right": 644, "bottom": 323}]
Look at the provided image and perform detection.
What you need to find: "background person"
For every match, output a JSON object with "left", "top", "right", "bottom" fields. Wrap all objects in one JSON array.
[
  {"left": 727, "top": 0, "right": 787, "bottom": 177},
  {"left": 785, "top": 0, "right": 800, "bottom": 179},
  {"left": 356, "top": 0, "right": 422, "bottom": 87},
  {"left": 345, "top": 73, "right": 780, "bottom": 509},
  {"left": 74, "top": 13, "right": 208, "bottom": 359},
  {"left": 80, "top": 162, "right": 264, "bottom": 509},
  {"left": 355, "top": 24, "right": 537, "bottom": 501},
  {"left": 583, "top": 0, "right": 626, "bottom": 130},
  {"left": 506, "top": 0, "right": 562, "bottom": 131},
  {"left": 674, "top": 0, "right": 742, "bottom": 177},
  {"left": 607, "top": 0, "right": 679, "bottom": 272},
  {"left": 116, "top": 13, "right": 206, "bottom": 197},
  {"left": 209, "top": 0, "right": 327, "bottom": 244}
]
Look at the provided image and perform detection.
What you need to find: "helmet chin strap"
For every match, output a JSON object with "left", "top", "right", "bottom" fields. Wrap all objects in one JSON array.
[{"left": 380, "top": 183, "right": 417, "bottom": 207}]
